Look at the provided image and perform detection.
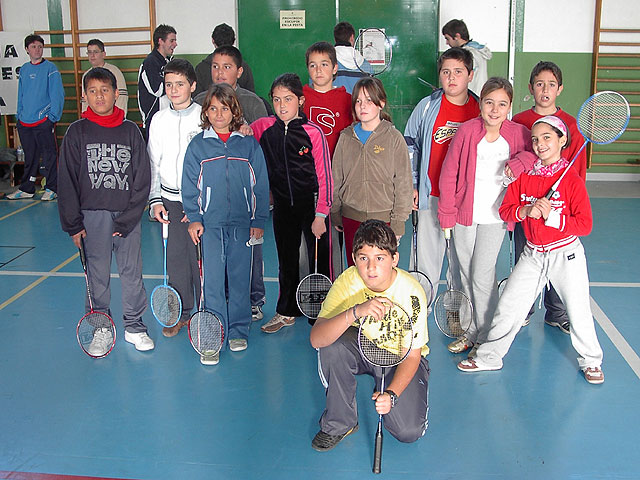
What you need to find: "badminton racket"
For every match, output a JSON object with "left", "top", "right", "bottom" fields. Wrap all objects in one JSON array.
[
  {"left": 357, "top": 301, "right": 414, "bottom": 474},
  {"left": 296, "top": 237, "right": 332, "bottom": 319},
  {"left": 354, "top": 28, "right": 392, "bottom": 76},
  {"left": 76, "top": 237, "right": 116, "bottom": 358},
  {"left": 497, "top": 230, "right": 513, "bottom": 296},
  {"left": 433, "top": 228, "right": 473, "bottom": 338},
  {"left": 417, "top": 77, "right": 438, "bottom": 91},
  {"left": 545, "top": 91, "right": 630, "bottom": 199},
  {"left": 188, "top": 240, "right": 224, "bottom": 357},
  {"left": 150, "top": 213, "right": 182, "bottom": 327},
  {"left": 407, "top": 210, "right": 434, "bottom": 307}
]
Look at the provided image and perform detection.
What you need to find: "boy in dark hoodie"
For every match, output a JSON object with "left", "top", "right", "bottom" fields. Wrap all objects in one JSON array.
[{"left": 58, "top": 67, "right": 154, "bottom": 353}]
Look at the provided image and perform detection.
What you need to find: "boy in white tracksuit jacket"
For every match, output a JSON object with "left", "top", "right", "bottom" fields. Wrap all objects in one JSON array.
[{"left": 148, "top": 59, "right": 202, "bottom": 336}]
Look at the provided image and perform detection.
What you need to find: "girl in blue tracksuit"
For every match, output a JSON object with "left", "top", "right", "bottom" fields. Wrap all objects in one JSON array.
[{"left": 182, "top": 84, "right": 269, "bottom": 363}]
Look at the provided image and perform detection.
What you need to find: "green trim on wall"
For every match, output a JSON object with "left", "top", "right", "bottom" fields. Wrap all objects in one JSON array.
[{"left": 47, "top": 0, "right": 65, "bottom": 58}]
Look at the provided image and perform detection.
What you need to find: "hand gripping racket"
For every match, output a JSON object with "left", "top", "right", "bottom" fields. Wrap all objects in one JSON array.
[
  {"left": 76, "top": 237, "right": 116, "bottom": 358},
  {"left": 188, "top": 240, "right": 224, "bottom": 358},
  {"left": 354, "top": 28, "right": 392, "bottom": 76},
  {"left": 497, "top": 230, "right": 513, "bottom": 296},
  {"left": 358, "top": 301, "right": 414, "bottom": 474},
  {"left": 433, "top": 228, "right": 473, "bottom": 338},
  {"left": 296, "top": 237, "right": 332, "bottom": 319},
  {"left": 150, "top": 213, "right": 182, "bottom": 327},
  {"left": 545, "top": 91, "right": 630, "bottom": 199},
  {"left": 408, "top": 210, "right": 435, "bottom": 308}
]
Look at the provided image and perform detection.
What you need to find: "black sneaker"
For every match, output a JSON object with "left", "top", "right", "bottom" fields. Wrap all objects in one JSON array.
[
  {"left": 545, "top": 319, "right": 570, "bottom": 335},
  {"left": 311, "top": 424, "right": 359, "bottom": 452}
]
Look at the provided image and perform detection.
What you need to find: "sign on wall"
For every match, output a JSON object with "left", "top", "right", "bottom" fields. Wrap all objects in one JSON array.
[
  {"left": 0, "top": 32, "right": 30, "bottom": 116},
  {"left": 279, "top": 10, "right": 305, "bottom": 29}
]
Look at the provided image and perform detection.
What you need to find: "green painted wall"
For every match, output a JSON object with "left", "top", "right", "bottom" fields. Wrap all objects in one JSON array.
[{"left": 237, "top": 0, "right": 439, "bottom": 132}]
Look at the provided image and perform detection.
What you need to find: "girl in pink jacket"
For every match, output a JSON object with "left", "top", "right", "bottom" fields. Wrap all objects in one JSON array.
[{"left": 438, "top": 77, "right": 535, "bottom": 356}]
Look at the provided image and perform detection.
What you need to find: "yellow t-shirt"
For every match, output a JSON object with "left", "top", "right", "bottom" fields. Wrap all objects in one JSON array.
[{"left": 318, "top": 266, "right": 430, "bottom": 357}]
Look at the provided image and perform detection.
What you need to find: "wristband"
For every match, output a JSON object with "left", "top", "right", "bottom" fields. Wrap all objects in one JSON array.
[
  {"left": 384, "top": 389, "right": 398, "bottom": 408},
  {"left": 352, "top": 304, "right": 359, "bottom": 321}
]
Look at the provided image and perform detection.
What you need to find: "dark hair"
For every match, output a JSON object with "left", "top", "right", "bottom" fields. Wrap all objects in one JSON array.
[
  {"left": 269, "top": 73, "right": 304, "bottom": 100},
  {"left": 480, "top": 77, "right": 513, "bottom": 103},
  {"left": 306, "top": 41, "right": 337, "bottom": 67},
  {"left": 211, "top": 23, "right": 235, "bottom": 46},
  {"left": 532, "top": 118, "right": 571, "bottom": 150},
  {"left": 442, "top": 19, "right": 470, "bottom": 42},
  {"left": 529, "top": 61, "right": 563, "bottom": 87},
  {"left": 334, "top": 21, "right": 355, "bottom": 46},
  {"left": 200, "top": 83, "right": 244, "bottom": 132},
  {"left": 153, "top": 24, "right": 176, "bottom": 49},
  {"left": 165, "top": 58, "right": 196, "bottom": 85},
  {"left": 213, "top": 45, "right": 242, "bottom": 68},
  {"left": 352, "top": 219, "right": 398, "bottom": 256},
  {"left": 352, "top": 77, "right": 391, "bottom": 122},
  {"left": 87, "top": 39, "right": 105, "bottom": 51},
  {"left": 24, "top": 34, "right": 45, "bottom": 49},
  {"left": 83, "top": 67, "right": 117, "bottom": 91},
  {"left": 437, "top": 47, "right": 473, "bottom": 74}
]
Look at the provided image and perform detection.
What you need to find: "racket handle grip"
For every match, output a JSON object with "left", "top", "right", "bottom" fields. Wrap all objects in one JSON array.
[
  {"left": 162, "top": 213, "right": 169, "bottom": 239},
  {"left": 373, "top": 431, "right": 383, "bottom": 474},
  {"left": 411, "top": 209, "right": 418, "bottom": 227},
  {"left": 443, "top": 228, "right": 452, "bottom": 240},
  {"left": 196, "top": 240, "right": 202, "bottom": 261},
  {"left": 544, "top": 188, "right": 554, "bottom": 200},
  {"left": 79, "top": 236, "right": 87, "bottom": 271}
]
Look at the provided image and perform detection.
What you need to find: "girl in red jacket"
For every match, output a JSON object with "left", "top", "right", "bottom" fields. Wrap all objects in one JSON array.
[
  {"left": 457, "top": 116, "right": 604, "bottom": 384},
  {"left": 438, "top": 77, "right": 534, "bottom": 356}
]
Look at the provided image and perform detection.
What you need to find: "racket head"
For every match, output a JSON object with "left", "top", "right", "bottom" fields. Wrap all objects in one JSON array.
[
  {"left": 76, "top": 311, "right": 116, "bottom": 358},
  {"left": 296, "top": 273, "right": 332, "bottom": 319},
  {"left": 357, "top": 302, "right": 414, "bottom": 368},
  {"left": 497, "top": 277, "right": 508, "bottom": 297},
  {"left": 354, "top": 28, "right": 392, "bottom": 75},
  {"left": 188, "top": 310, "right": 224, "bottom": 356},
  {"left": 433, "top": 289, "right": 473, "bottom": 338},
  {"left": 407, "top": 270, "right": 435, "bottom": 308},
  {"left": 577, "top": 91, "right": 630, "bottom": 145},
  {"left": 150, "top": 284, "right": 182, "bottom": 327}
]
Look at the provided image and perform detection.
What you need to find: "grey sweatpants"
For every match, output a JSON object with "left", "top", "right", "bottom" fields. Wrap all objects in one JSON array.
[
  {"left": 317, "top": 327, "right": 430, "bottom": 443},
  {"left": 474, "top": 239, "right": 603, "bottom": 370},
  {"left": 454, "top": 222, "right": 506, "bottom": 344},
  {"left": 163, "top": 199, "right": 200, "bottom": 319},
  {"left": 82, "top": 210, "right": 148, "bottom": 333},
  {"left": 410, "top": 196, "right": 461, "bottom": 293}
]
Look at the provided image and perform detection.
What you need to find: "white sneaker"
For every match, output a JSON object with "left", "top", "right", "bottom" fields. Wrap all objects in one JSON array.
[
  {"left": 88, "top": 327, "right": 113, "bottom": 357},
  {"left": 201, "top": 351, "right": 219, "bottom": 365},
  {"left": 229, "top": 338, "right": 248, "bottom": 351},
  {"left": 41, "top": 188, "right": 57, "bottom": 201},
  {"left": 251, "top": 305, "right": 264, "bottom": 321},
  {"left": 124, "top": 330, "right": 155, "bottom": 351},
  {"left": 6, "top": 189, "right": 34, "bottom": 200}
]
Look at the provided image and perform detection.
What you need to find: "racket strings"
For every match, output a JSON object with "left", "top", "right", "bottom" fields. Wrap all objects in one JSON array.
[
  {"left": 297, "top": 273, "right": 332, "bottom": 319},
  {"left": 358, "top": 306, "right": 414, "bottom": 367},
  {"left": 434, "top": 290, "right": 473, "bottom": 338},
  {"left": 408, "top": 271, "right": 434, "bottom": 308},
  {"left": 151, "top": 286, "right": 181, "bottom": 327},
  {"left": 77, "top": 312, "right": 115, "bottom": 357},
  {"left": 188, "top": 311, "right": 223, "bottom": 354},
  {"left": 580, "top": 92, "right": 629, "bottom": 144}
]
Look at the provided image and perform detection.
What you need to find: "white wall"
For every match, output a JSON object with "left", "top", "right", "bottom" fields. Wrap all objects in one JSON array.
[
  {"left": 439, "top": 0, "right": 639, "bottom": 54},
  {"left": 0, "top": 0, "right": 237, "bottom": 56}
]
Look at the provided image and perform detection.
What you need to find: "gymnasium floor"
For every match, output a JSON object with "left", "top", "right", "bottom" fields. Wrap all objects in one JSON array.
[{"left": 0, "top": 182, "right": 639, "bottom": 480}]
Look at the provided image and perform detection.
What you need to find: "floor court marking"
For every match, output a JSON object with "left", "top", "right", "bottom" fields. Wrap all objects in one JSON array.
[
  {"left": 0, "top": 201, "right": 41, "bottom": 222},
  {"left": 591, "top": 296, "right": 640, "bottom": 380},
  {"left": 0, "top": 253, "right": 79, "bottom": 311},
  {"left": 0, "top": 270, "right": 278, "bottom": 282}
]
